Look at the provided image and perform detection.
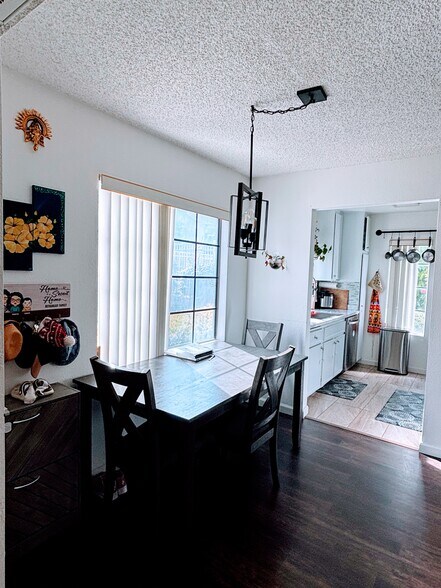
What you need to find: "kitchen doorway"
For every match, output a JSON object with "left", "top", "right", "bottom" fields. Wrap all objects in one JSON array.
[{"left": 306, "top": 200, "right": 438, "bottom": 450}]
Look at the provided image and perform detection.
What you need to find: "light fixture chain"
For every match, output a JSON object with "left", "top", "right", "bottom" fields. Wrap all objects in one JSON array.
[
  {"left": 249, "top": 105, "right": 255, "bottom": 189},
  {"left": 253, "top": 101, "right": 310, "bottom": 116}
]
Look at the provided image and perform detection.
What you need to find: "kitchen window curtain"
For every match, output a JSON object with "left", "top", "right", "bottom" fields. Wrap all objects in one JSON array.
[
  {"left": 386, "top": 246, "right": 418, "bottom": 331},
  {"left": 98, "top": 189, "right": 172, "bottom": 365}
]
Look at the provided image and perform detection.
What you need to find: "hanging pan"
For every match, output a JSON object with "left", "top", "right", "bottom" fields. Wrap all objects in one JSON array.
[
  {"left": 392, "top": 236, "right": 405, "bottom": 261},
  {"left": 422, "top": 236, "right": 436, "bottom": 263},
  {"left": 406, "top": 236, "right": 420, "bottom": 263},
  {"left": 385, "top": 239, "right": 393, "bottom": 259}
]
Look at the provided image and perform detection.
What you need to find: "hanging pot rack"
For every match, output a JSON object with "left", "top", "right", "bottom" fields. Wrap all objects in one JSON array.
[
  {"left": 377, "top": 229, "right": 437, "bottom": 263},
  {"left": 376, "top": 229, "right": 437, "bottom": 236}
]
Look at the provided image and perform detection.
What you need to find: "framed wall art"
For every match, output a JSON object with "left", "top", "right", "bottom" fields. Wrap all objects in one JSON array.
[
  {"left": 32, "top": 185, "right": 65, "bottom": 254},
  {"left": 3, "top": 199, "right": 34, "bottom": 271}
]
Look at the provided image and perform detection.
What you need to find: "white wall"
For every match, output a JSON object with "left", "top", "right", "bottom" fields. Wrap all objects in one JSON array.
[
  {"left": 2, "top": 67, "right": 247, "bottom": 391},
  {"left": 361, "top": 210, "right": 436, "bottom": 373},
  {"left": 250, "top": 156, "right": 441, "bottom": 457},
  {"left": 0, "top": 54, "right": 5, "bottom": 585}
]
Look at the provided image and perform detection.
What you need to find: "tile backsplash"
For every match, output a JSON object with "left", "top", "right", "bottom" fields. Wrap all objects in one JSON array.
[{"left": 319, "top": 281, "right": 360, "bottom": 311}]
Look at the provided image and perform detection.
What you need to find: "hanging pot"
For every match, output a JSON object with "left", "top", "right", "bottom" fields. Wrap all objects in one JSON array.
[
  {"left": 422, "top": 236, "right": 436, "bottom": 263},
  {"left": 392, "top": 237, "right": 405, "bottom": 261},
  {"left": 406, "top": 237, "right": 420, "bottom": 263},
  {"left": 385, "top": 240, "right": 393, "bottom": 259}
]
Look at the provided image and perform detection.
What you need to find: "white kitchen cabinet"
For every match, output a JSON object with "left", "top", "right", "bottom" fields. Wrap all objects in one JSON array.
[
  {"left": 339, "top": 211, "right": 365, "bottom": 282},
  {"left": 307, "top": 319, "right": 346, "bottom": 396},
  {"left": 333, "top": 334, "right": 345, "bottom": 376},
  {"left": 307, "top": 342, "right": 323, "bottom": 396},
  {"left": 314, "top": 210, "right": 343, "bottom": 281}
]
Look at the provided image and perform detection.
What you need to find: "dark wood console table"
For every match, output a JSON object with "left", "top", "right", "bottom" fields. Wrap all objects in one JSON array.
[{"left": 5, "top": 383, "right": 80, "bottom": 564}]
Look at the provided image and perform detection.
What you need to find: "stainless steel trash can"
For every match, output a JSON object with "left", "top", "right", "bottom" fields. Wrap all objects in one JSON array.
[{"left": 378, "top": 327, "right": 410, "bottom": 375}]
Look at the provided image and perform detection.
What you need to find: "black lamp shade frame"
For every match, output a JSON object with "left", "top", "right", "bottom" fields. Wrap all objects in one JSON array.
[{"left": 230, "top": 182, "right": 268, "bottom": 258}]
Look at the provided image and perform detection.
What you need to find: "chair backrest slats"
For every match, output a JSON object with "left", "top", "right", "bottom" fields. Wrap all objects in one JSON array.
[
  {"left": 244, "top": 345, "right": 295, "bottom": 445},
  {"left": 243, "top": 319, "right": 284, "bottom": 351},
  {"left": 90, "top": 356, "right": 158, "bottom": 503}
]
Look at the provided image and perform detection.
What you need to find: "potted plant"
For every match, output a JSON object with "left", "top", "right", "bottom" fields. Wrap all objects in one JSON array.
[
  {"left": 264, "top": 251, "right": 286, "bottom": 270},
  {"left": 314, "top": 226, "right": 332, "bottom": 261}
]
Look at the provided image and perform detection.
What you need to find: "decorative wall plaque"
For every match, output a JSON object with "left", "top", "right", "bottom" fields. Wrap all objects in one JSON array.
[
  {"left": 15, "top": 108, "right": 52, "bottom": 151},
  {"left": 4, "top": 283, "right": 71, "bottom": 320}
]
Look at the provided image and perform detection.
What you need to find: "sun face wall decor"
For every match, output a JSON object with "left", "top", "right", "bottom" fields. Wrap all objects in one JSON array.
[{"left": 15, "top": 108, "right": 52, "bottom": 151}]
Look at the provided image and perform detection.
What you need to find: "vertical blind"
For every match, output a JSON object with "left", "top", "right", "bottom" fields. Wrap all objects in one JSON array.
[{"left": 98, "top": 190, "right": 171, "bottom": 365}]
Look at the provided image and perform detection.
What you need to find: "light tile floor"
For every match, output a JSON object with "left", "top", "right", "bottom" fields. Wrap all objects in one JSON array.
[{"left": 306, "top": 364, "right": 425, "bottom": 450}]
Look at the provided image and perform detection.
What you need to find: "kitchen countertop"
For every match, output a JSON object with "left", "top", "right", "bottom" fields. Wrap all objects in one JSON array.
[{"left": 310, "top": 309, "right": 359, "bottom": 328}]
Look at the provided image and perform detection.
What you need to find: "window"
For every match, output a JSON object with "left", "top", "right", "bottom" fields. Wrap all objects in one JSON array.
[
  {"left": 413, "top": 249, "right": 429, "bottom": 335},
  {"left": 98, "top": 183, "right": 228, "bottom": 364},
  {"left": 168, "top": 209, "right": 220, "bottom": 347},
  {"left": 386, "top": 246, "right": 430, "bottom": 337}
]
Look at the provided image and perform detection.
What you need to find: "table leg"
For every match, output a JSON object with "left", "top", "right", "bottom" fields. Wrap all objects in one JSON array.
[
  {"left": 182, "top": 424, "right": 196, "bottom": 531},
  {"left": 79, "top": 390, "right": 92, "bottom": 514},
  {"left": 163, "top": 420, "right": 196, "bottom": 535},
  {"left": 292, "top": 365, "right": 304, "bottom": 450}
]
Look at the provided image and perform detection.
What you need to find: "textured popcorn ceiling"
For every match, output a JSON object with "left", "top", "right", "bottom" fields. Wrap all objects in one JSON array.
[
  {"left": 0, "top": 0, "right": 45, "bottom": 35},
  {"left": 2, "top": 0, "right": 441, "bottom": 176}
]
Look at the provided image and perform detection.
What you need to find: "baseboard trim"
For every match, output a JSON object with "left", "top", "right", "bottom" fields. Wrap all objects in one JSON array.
[
  {"left": 359, "top": 359, "right": 426, "bottom": 375},
  {"left": 419, "top": 442, "right": 441, "bottom": 459},
  {"left": 280, "top": 402, "right": 293, "bottom": 416}
]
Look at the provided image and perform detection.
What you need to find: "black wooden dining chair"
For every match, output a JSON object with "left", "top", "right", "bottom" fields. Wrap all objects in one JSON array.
[
  {"left": 90, "top": 356, "right": 160, "bottom": 510},
  {"left": 243, "top": 319, "right": 284, "bottom": 351},
  {"left": 219, "top": 345, "right": 295, "bottom": 488}
]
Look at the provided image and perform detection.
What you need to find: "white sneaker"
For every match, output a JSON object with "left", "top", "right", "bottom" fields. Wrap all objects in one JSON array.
[
  {"left": 33, "top": 378, "right": 54, "bottom": 397},
  {"left": 10, "top": 382, "right": 38, "bottom": 404}
]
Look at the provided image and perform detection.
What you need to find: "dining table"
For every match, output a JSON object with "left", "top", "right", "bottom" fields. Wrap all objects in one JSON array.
[{"left": 73, "top": 340, "right": 307, "bottom": 526}]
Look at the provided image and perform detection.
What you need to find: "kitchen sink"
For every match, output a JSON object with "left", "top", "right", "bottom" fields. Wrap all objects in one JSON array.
[
  {"left": 311, "top": 312, "right": 342, "bottom": 320},
  {"left": 310, "top": 312, "right": 345, "bottom": 326}
]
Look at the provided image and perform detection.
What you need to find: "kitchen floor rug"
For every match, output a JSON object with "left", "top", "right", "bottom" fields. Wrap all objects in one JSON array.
[
  {"left": 317, "top": 377, "right": 367, "bottom": 400},
  {"left": 375, "top": 389, "right": 424, "bottom": 432}
]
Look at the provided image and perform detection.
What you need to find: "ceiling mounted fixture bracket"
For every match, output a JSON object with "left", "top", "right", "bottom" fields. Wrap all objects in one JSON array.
[
  {"left": 229, "top": 85, "right": 327, "bottom": 258},
  {"left": 297, "top": 86, "right": 328, "bottom": 106}
]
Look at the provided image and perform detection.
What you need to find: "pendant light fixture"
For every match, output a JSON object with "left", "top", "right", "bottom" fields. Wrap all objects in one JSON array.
[{"left": 229, "top": 86, "right": 327, "bottom": 258}]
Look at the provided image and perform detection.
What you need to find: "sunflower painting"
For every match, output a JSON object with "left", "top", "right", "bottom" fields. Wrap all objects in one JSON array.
[
  {"left": 31, "top": 185, "right": 65, "bottom": 254},
  {"left": 3, "top": 186, "right": 65, "bottom": 270},
  {"left": 3, "top": 200, "right": 34, "bottom": 270}
]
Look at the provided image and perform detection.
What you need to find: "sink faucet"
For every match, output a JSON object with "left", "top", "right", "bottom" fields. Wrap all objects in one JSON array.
[{"left": 311, "top": 278, "right": 317, "bottom": 310}]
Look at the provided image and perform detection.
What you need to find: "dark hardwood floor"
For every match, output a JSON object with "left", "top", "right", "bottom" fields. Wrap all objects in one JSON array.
[{"left": 7, "top": 416, "right": 441, "bottom": 587}]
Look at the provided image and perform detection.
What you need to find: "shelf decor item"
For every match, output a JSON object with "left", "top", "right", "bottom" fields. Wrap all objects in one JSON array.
[
  {"left": 264, "top": 251, "right": 286, "bottom": 270},
  {"left": 15, "top": 108, "right": 52, "bottom": 151}
]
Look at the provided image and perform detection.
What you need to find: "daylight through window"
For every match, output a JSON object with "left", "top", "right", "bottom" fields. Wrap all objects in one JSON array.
[{"left": 168, "top": 209, "right": 220, "bottom": 347}]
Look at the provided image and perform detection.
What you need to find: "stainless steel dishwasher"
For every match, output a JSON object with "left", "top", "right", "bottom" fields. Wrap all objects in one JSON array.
[{"left": 344, "top": 314, "right": 359, "bottom": 370}]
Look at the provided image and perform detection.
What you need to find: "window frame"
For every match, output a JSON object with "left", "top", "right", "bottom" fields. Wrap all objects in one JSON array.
[
  {"left": 168, "top": 211, "right": 221, "bottom": 346},
  {"left": 411, "top": 249, "right": 430, "bottom": 337}
]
